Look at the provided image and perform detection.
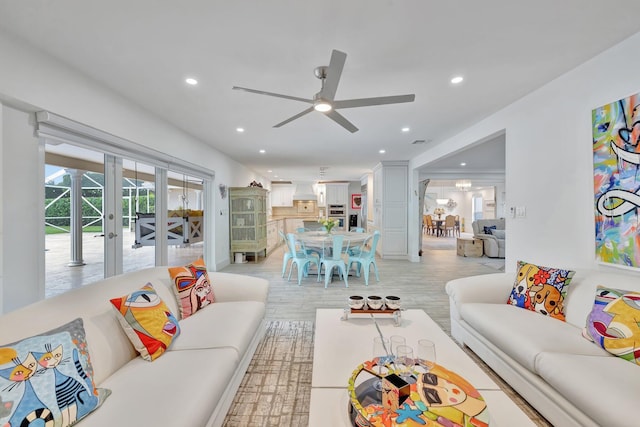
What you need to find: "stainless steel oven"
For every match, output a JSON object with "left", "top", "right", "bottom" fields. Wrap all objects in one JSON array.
[{"left": 328, "top": 204, "right": 346, "bottom": 216}]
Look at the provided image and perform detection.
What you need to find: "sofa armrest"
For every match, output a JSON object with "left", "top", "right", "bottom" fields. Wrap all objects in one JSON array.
[
  {"left": 446, "top": 273, "right": 513, "bottom": 307},
  {"left": 210, "top": 272, "right": 269, "bottom": 304},
  {"left": 474, "top": 233, "right": 497, "bottom": 241}
]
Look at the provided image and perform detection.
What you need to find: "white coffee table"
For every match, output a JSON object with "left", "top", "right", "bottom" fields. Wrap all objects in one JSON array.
[{"left": 309, "top": 308, "right": 536, "bottom": 427}]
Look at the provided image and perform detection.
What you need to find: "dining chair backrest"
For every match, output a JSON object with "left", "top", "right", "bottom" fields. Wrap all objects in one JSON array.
[
  {"left": 369, "top": 230, "right": 381, "bottom": 252},
  {"left": 286, "top": 232, "right": 310, "bottom": 257},
  {"left": 327, "top": 235, "right": 345, "bottom": 260},
  {"left": 296, "top": 227, "right": 306, "bottom": 233},
  {"left": 445, "top": 215, "right": 456, "bottom": 227},
  {"left": 426, "top": 215, "right": 433, "bottom": 226},
  {"left": 350, "top": 227, "right": 365, "bottom": 233},
  {"left": 285, "top": 233, "right": 297, "bottom": 256}
]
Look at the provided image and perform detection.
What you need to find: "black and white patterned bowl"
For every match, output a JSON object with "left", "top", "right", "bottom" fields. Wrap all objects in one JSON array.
[
  {"left": 366, "top": 295, "right": 384, "bottom": 310},
  {"left": 385, "top": 296, "right": 401, "bottom": 310},
  {"left": 348, "top": 295, "right": 365, "bottom": 310}
]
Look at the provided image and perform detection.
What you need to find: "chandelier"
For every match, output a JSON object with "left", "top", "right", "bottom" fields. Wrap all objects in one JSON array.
[{"left": 455, "top": 180, "right": 471, "bottom": 191}]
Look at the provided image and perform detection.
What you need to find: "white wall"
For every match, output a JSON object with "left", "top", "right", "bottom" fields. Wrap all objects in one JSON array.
[
  {"left": 0, "top": 31, "right": 267, "bottom": 312},
  {"left": 0, "top": 104, "right": 3, "bottom": 313},
  {"left": 1, "top": 107, "right": 44, "bottom": 313},
  {"left": 412, "top": 31, "right": 640, "bottom": 274}
]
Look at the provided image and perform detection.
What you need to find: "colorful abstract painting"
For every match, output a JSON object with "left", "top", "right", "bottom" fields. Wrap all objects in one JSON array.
[{"left": 593, "top": 92, "right": 640, "bottom": 268}]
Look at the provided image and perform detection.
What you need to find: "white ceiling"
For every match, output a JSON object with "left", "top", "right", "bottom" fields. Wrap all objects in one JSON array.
[{"left": 2, "top": 1, "right": 640, "bottom": 182}]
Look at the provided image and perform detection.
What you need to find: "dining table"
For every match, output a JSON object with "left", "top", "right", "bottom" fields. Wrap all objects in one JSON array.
[
  {"left": 294, "top": 230, "right": 373, "bottom": 283},
  {"left": 295, "top": 230, "right": 371, "bottom": 253}
]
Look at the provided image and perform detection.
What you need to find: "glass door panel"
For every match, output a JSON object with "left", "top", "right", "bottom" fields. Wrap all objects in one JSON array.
[
  {"left": 122, "top": 159, "right": 156, "bottom": 273},
  {"left": 166, "top": 173, "right": 204, "bottom": 266},
  {"left": 44, "top": 144, "right": 106, "bottom": 297}
]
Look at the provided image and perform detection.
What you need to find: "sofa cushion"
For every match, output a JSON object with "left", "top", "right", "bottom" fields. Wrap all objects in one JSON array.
[
  {"left": 110, "top": 283, "right": 181, "bottom": 361},
  {"left": 85, "top": 348, "right": 238, "bottom": 426},
  {"left": 506, "top": 260, "right": 575, "bottom": 321},
  {"left": 583, "top": 286, "right": 640, "bottom": 365},
  {"left": 460, "top": 303, "right": 610, "bottom": 372},
  {"left": 168, "top": 257, "right": 216, "bottom": 319},
  {"left": 535, "top": 352, "right": 638, "bottom": 427},
  {"left": 171, "top": 301, "right": 265, "bottom": 357},
  {"left": 0, "top": 318, "right": 110, "bottom": 426},
  {"left": 491, "top": 229, "right": 505, "bottom": 239}
]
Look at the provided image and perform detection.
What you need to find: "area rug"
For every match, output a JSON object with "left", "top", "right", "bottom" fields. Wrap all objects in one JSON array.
[{"left": 222, "top": 320, "right": 314, "bottom": 427}]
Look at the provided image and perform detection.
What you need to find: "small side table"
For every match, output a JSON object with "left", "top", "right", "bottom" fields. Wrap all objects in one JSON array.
[{"left": 457, "top": 237, "right": 483, "bottom": 257}]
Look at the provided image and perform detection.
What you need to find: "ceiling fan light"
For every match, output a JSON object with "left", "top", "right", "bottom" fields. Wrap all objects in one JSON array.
[{"left": 314, "top": 101, "right": 332, "bottom": 112}]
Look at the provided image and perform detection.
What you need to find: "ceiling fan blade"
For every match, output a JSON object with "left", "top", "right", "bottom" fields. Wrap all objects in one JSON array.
[
  {"left": 273, "top": 107, "right": 315, "bottom": 128},
  {"left": 232, "top": 86, "right": 313, "bottom": 104},
  {"left": 320, "top": 50, "right": 347, "bottom": 101},
  {"left": 333, "top": 94, "right": 415, "bottom": 109},
  {"left": 325, "top": 110, "right": 358, "bottom": 133}
]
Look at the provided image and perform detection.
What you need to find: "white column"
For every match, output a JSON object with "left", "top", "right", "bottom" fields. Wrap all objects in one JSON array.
[{"left": 66, "top": 169, "right": 86, "bottom": 266}]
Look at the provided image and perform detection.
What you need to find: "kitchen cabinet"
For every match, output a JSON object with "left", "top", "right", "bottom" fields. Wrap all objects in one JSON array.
[
  {"left": 271, "top": 184, "right": 294, "bottom": 207},
  {"left": 316, "top": 183, "right": 326, "bottom": 207},
  {"left": 325, "top": 183, "right": 349, "bottom": 206},
  {"left": 266, "top": 219, "right": 285, "bottom": 254},
  {"left": 372, "top": 161, "right": 408, "bottom": 259},
  {"left": 229, "top": 187, "right": 267, "bottom": 261}
]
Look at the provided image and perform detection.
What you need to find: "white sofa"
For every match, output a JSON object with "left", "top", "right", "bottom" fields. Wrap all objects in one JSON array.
[
  {"left": 0, "top": 267, "right": 268, "bottom": 427},
  {"left": 446, "top": 270, "right": 639, "bottom": 427},
  {"left": 472, "top": 218, "right": 505, "bottom": 258}
]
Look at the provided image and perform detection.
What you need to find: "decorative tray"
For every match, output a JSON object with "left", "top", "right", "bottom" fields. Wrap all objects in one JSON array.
[
  {"left": 347, "top": 359, "right": 491, "bottom": 427},
  {"left": 349, "top": 308, "right": 399, "bottom": 314}
]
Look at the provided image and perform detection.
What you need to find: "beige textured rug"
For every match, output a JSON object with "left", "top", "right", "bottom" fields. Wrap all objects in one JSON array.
[{"left": 223, "top": 321, "right": 314, "bottom": 427}]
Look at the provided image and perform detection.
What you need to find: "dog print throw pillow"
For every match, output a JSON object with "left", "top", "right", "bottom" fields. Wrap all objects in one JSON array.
[{"left": 507, "top": 260, "right": 575, "bottom": 321}]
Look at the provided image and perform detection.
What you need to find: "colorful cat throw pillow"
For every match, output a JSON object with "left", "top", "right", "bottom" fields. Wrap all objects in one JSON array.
[
  {"left": 110, "top": 283, "right": 180, "bottom": 361},
  {"left": 168, "top": 257, "right": 215, "bottom": 319},
  {"left": 0, "top": 318, "right": 110, "bottom": 427}
]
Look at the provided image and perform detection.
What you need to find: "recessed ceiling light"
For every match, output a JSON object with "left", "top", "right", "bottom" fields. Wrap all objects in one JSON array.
[
  {"left": 401, "top": 127, "right": 410, "bottom": 132},
  {"left": 451, "top": 76, "right": 464, "bottom": 84},
  {"left": 267, "top": 170, "right": 273, "bottom": 173},
  {"left": 259, "top": 149, "right": 266, "bottom": 154},
  {"left": 379, "top": 149, "right": 386, "bottom": 154},
  {"left": 185, "top": 77, "right": 198, "bottom": 85},
  {"left": 460, "top": 162, "right": 466, "bottom": 166},
  {"left": 236, "top": 127, "right": 245, "bottom": 133}
]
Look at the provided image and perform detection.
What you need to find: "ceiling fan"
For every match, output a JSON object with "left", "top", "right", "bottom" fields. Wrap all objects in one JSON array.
[{"left": 232, "top": 49, "right": 415, "bottom": 133}]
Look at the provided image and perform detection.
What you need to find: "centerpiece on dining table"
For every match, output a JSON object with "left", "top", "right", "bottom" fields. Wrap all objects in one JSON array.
[{"left": 318, "top": 217, "right": 338, "bottom": 234}]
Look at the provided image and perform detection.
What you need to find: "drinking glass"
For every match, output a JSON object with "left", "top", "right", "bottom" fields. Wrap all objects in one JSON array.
[
  {"left": 372, "top": 336, "right": 390, "bottom": 391},
  {"left": 395, "top": 345, "right": 414, "bottom": 380},
  {"left": 389, "top": 335, "right": 406, "bottom": 358},
  {"left": 417, "top": 339, "right": 436, "bottom": 373}
]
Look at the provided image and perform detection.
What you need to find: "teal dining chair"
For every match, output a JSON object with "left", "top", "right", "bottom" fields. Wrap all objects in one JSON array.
[
  {"left": 286, "top": 233, "right": 320, "bottom": 285},
  {"left": 317, "top": 234, "right": 349, "bottom": 288},
  {"left": 279, "top": 230, "right": 292, "bottom": 277},
  {"left": 347, "top": 231, "right": 381, "bottom": 286}
]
